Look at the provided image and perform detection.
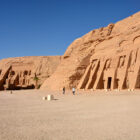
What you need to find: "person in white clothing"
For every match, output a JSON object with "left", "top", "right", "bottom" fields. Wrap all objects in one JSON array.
[{"left": 72, "top": 87, "right": 75, "bottom": 95}]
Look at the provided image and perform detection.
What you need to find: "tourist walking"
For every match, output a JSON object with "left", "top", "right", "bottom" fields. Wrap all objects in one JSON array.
[
  {"left": 63, "top": 87, "right": 65, "bottom": 94},
  {"left": 72, "top": 87, "right": 75, "bottom": 95}
]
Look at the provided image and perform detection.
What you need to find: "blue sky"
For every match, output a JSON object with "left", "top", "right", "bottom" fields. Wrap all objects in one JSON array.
[{"left": 0, "top": 0, "right": 139, "bottom": 59}]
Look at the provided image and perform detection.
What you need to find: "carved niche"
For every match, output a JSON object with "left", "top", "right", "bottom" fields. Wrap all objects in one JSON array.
[
  {"left": 118, "top": 55, "right": 126, "bottom": 68},
  {"left": 105, "top": 59, "right": 111, "bottom": 70}
]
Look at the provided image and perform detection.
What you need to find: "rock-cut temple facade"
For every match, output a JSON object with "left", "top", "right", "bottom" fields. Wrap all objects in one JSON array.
[
  {"left": 41, "top": 12, "right": 140, "bottom": 91},
  {"left": 77, "top": 45, "right": 140, "bottom": 90}
]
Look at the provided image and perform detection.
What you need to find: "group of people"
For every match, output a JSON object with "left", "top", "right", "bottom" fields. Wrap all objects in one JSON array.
[{"left": 62, "top": 87, "right": 75, "bottom": 95}]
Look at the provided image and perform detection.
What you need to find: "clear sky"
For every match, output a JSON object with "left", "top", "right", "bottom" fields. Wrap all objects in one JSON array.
[{"left": 0, "top": 0, "right": 139, "bottom": 59}]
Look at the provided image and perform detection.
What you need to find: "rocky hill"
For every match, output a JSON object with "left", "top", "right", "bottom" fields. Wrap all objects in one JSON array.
[{"left": 41, "top": 11, "right": 140, "bottom": 90}]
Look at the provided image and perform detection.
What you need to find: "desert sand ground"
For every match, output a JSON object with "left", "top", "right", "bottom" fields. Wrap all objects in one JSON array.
[{"left": 0, "top": 89, "right": 140, "bottom": 140}]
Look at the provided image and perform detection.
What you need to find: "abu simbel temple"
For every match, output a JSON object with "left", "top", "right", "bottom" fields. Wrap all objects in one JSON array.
[{"left": 0, "top": 12, "right": 140, "bottom": 91}]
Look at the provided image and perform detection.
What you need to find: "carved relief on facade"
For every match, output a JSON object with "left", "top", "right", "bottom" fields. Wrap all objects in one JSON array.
[
  {"left": 77, "top": 48, "right": 140, "bottom": 91},
  {"left": 103, "top": 58, "right": 114, "bottom": 90},
  {"left": 77, "top": 58, "right": 100, "bottom": 89},
  {"left": 126, "top": 48, "right": 140, "bottom": 89},
  {"left": 118, "top": 55, "right": 126, "bottom": 68},
  {"left": 85, "top": 59, "right": 99, "bottom": 89},
  {"left": 116, "top": 54, "right": 129, "bottom": 89}
]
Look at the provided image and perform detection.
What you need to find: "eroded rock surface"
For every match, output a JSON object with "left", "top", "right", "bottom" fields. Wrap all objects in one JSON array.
[
  {"left": 0, "top": 56, "right": 61, "bottom": 90},
  {"left": 41, "top": 11, "right": 140, "bottom": 90}
]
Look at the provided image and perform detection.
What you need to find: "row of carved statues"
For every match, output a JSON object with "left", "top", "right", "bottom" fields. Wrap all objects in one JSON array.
[
  {"left": 0, "top": 67, "right": 37, "bottom": 90},
  {"left": 77, "top": 48, "right": 140, "bottom": 90}
]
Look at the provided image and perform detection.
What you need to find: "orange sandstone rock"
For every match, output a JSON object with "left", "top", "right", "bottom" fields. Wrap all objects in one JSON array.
[
  {"left": 41, "top": 11, "right": 140, "bottom": 90},
  {"left": 0, "top": 56, "right": 61, "bottom": 90}
]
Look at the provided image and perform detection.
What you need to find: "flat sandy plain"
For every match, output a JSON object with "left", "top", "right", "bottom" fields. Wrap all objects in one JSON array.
[{"left": 0, "top": 89, "right": 140, "bottom": 140}]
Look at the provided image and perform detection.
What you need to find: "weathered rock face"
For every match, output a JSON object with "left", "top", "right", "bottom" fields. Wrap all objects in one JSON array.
[
  {"left": 41, "top": 11, "right": 140, "bottom": 90},
  {"left": 0, "top": 56, "right": 61, "bottom": 90}
]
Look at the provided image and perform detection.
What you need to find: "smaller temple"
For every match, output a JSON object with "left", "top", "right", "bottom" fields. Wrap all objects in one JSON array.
[{"left": 77, "top": 46, "right": 140, "bottom": 90}]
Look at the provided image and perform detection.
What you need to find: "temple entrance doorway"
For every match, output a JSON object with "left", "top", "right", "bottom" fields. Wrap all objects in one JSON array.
[{"left": 107, "top": 77, "right": 112, "bottom": 89}]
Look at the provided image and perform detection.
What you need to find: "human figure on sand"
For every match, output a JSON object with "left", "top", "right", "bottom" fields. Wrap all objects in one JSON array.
[
  {"left": 63, "top": 87, "right": 65, "bottom": 94},
  {"left": 72, "top": 87, "right": 75, "bottom": 95}
]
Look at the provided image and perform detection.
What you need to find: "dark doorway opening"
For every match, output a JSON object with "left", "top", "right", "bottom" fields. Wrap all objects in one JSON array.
[{"left": 107, "top": 77, "right": 112, "bottom": 89}]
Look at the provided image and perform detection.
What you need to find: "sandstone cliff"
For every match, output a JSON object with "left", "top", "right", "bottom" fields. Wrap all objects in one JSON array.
[
  {"left": 41, "top": 11, "right": 140, "bottom": 90},
  {"left": 0, "top": 56, "right": 61, "bottom": 90}
]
